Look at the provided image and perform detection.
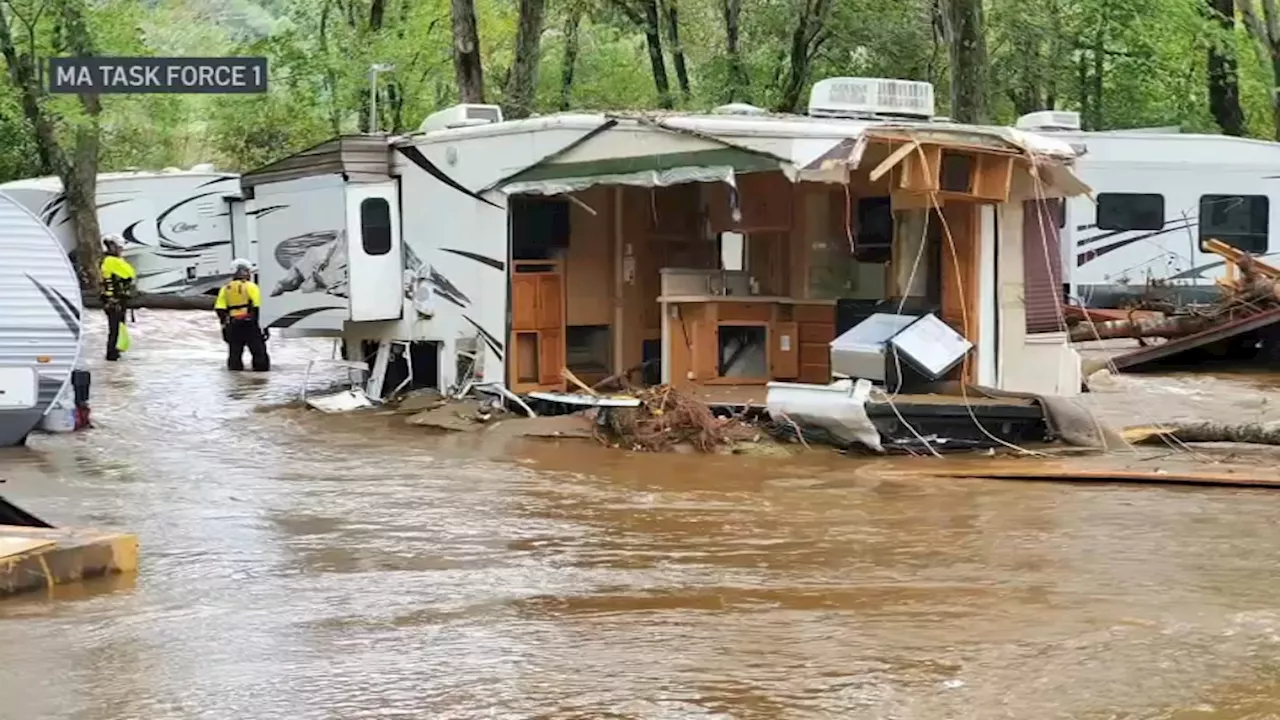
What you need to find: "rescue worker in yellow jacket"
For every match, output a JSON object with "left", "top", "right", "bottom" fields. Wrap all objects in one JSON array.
[
  {"left": 99, "top": 234, "right": 136, "bottom": 362},
  {"left": 214, "top": 259, "right": 271, "bottom": 372}
]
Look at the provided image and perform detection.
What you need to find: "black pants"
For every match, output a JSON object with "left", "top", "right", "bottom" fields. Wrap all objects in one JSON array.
[
  {"left": 104, "top": 305, "right": 125, "bottom": 361},
  {"left": 226, "top": 320, "right": 270, "bottom": 371}
]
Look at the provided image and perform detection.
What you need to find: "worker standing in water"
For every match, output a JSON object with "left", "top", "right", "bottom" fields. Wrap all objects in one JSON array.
[
  {"left": 99, "top": 234, "right": 136, "bottom": 362},
  {"left": 214, "top": 259, "right": 271, "bottom": 372}
]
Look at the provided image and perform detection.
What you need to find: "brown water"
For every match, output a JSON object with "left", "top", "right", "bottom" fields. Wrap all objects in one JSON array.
[{"left": 5, "top": 312, "right": 1280, "bottom": 719}]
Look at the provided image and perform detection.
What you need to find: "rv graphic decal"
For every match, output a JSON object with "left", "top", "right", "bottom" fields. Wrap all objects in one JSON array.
[
  {"left": 425, "top": 267, "right": 471, "bottom": 308},
  {"left": 441, "top": 247, "right": 505, "bottom": 272},
  {"left": 462, "top": 315, "right": 505, "bottom": 360},
  {"left": 248, "top": 204, "right": 288, "bottom": 219},
  {"left": 270, "top": 230, "right": 349, "bottom": 298},
  {"left": 394, "top": 145, "right": 502, "bottom": 210},
  {"left": 155, "top": 190, "right": 230, "bottom": 249},
  {"left": 54, "top": 198, "right": 132, "bottom": 228},
  {"left": 25, "top": 274, "right": 81, "bottom": 337},
  {"left": 1075, "top": 219, "right": 1196, "bottom": 267},
  {"left": 268, "top": 307, "right": 347, "bottom": 329}
]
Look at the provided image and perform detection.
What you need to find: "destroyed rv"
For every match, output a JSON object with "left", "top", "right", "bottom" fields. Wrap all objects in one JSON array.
[{"left": 238, "top": 76, "right": 1095, "bottom": 452}]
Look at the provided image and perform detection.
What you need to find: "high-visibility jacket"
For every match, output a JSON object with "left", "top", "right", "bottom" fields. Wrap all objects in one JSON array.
[
  {"left": 215, "top": 280, "right": 262, "bottom": 322},
  {"left": 100, "top": 255, "right": 136, "bottom": 301}
]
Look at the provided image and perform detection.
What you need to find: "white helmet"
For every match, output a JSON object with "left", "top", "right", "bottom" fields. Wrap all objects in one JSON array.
[
  {"left": 101, "top": 233, "right": 123, "bottom": 248},
  {"left": 230, "top": 258, "right": 254, "bottom": 273}
]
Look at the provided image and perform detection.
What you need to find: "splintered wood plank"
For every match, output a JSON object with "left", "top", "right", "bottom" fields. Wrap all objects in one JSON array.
[
  {"left": 0, "top": 536, "right": 56, "bottom": 559},
  {"left": 924, "top": 467, "right": 1280, "bottom": 489}
]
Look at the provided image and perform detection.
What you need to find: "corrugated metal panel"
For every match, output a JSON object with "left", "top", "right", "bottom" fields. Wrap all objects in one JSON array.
[
  {"left": 240, "top": 136, "right": 391, "bottom": 190},
  {"left": 0, "top": 190, "right": 82, "bottom": 441},
  {"left": 1023, "top": 199, "right": 1064, "bottom": 334}
]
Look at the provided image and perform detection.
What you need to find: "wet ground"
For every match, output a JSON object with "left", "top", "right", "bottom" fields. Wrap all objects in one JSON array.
[{"left": 5, "top": 312, "right": 1280, "bottom": 718}]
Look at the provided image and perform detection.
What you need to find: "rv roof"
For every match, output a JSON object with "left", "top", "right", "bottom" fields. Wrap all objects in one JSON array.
[
  {"left": 393, "top": 110, "right": 1078, "bottom": 160},
  {"left": 0, "top": 169, "right": 239, "bottom": 193}
]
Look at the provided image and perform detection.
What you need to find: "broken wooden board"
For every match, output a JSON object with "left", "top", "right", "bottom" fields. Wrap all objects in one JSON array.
[
  {"left": 0, "top": 525, "right": 139, "bottom": 597},
  {"left": 0, "top": 536, "right": 55, "bottom": 559},
  {"left": 921, "top": 466, "right": 1280, "bottom": 489}
]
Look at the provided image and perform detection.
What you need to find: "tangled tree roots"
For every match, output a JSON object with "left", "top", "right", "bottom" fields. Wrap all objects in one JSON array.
[{"left": 594, "top": 384, "right": 756, "bottom": 453}]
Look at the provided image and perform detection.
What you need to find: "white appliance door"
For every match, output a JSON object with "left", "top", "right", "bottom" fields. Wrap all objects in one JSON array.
[{"left": 346, "top": 181, "right": 403, "bottom": 322}]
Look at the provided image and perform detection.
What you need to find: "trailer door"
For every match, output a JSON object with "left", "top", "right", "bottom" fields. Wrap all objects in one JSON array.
[{"left": 346, "top": 181, "right": 403, "bottom": 322}]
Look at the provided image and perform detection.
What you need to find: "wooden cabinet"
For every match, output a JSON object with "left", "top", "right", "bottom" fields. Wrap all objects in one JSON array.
[
  {"left": 771, "top": 321, "right": 799, "bottom": 380},
  {"left": 510, "top": 270, "right": 565, "bottom": 391},
  {"left": 794, "top": 304, "right": 834, "bottom": 385},
  {"left": 705, "top": 173, "right": 793, "bottom": 233}
]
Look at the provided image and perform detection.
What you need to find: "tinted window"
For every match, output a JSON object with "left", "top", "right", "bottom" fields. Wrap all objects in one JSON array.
[
  {"left": 1200, "top": 194, "right": 1269, "bottom": 254},
  {"left": 1096, "top": 193, "right": 1164, "bottom": 232},
  {"left": 360, "top": 198, "right": 393, "bottom": 256}
]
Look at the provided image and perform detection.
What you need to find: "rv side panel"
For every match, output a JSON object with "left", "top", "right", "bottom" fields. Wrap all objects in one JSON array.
[
  {"left": 0, "top": 192, "right": 82, "bottom": 446},
  {"left": 396, "top": 152, "right": 509, "bottom": 389},
  {"left": 253, "top": 175, "right": 351, "bottom": 333}
]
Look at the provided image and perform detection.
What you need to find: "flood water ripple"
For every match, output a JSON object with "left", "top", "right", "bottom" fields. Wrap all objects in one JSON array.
[{"left": 3, "top": 311, "right": 1280, "bottom": 719}]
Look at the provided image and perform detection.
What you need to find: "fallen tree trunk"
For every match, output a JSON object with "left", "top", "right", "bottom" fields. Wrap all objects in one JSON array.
[
  {"left": 1123, "top": 422, "right": 1280, "bottom": 446},
  {"left": 83, "top": 293, "right": 215, "bottom": 311},
  {"left": 1069, "top": 314, "right": 1209, "bottom": 342}
]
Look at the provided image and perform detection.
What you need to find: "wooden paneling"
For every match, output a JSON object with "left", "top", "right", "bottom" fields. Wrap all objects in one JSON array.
[
  {"left": 565, "top": 188, "right": 613, "bottom": 326},
  {"left": 706, "top": 172, "right": 793, "bottom": 232},
  {"left": 649, "top": 185, "right": 701, "bottom": 237},
  {"left": 535, "top": 274, "right": 562, "bottom": 329},
  {"left": 717, "top": 302, "right": 772, "bottom": 323},
  {"left": 793, "top": 304, "right": 835, "bottom": 324},
  {"left": 771, "top": 321, "right": 799, "bottom": 379},
  {"left": 748, "top": 231, "right": 790, "bottom": 296},
  {"left": 617, "top": 187, "right": 651, "bottom": 371},
  {"left": 939, "top": 202, "right": 980, "bottom": 384},
  {"left": 511, "top": 275, "right": 539, "bottom": 331},
  {"left": 538, "top": 328, "right": 563, "bottom": 386}
]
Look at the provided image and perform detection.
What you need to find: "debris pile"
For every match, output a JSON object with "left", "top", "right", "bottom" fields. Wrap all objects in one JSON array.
[
  {"left": 1068, "top": 239, "right": 1280, "bottom": 344},
  {"left": 594, "top": 383, "right": 758, "bottom": 453}
]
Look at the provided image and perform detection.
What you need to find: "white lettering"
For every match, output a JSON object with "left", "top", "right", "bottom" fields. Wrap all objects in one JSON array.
[
  {"left": 97, "top": 65, "right": 114, "bottom": 84},
  {"left": 55, "top": 65, "right": 84, "bottom": 86},
  {"left": 180, "top": 66, "right": 197, "bottom": 86},
  {"left": 144, "top": 66, "right": 159, "bottom": 85},
  {"left": 198, "top": 66, "right": 215, "bottom": 87},
  {"left": 166, "top": 65, "right": 179, "bottom": 86}
]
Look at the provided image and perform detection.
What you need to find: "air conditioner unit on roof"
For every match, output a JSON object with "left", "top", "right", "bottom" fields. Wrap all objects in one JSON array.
[
  {"left": 1015, "top": 111, "right": 1081, "bottom": 132},
  {"left": 418, "top": 104, "right": 504, "bottom": 133},
  {"left": 807, "top": 77, "right": 935, "bottom": 120}
]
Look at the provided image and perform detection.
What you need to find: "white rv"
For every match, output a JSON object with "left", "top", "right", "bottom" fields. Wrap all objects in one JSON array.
[
  {"left": 1014, "top": 110, "right": 1280, "bottom": 308},
  {"left": 241, "top": 79, "right": 1090, "bottom": 403},
  {"left": 0, "top": 166, "right": 255, "bottom": 297},
  {"left": 0, "top": 191, "right": 83, "bottom": 447}
]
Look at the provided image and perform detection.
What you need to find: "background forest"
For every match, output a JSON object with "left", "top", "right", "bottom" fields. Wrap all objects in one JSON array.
[{"left": 0, "top": 0, "right": 1277, "bottom": 185}]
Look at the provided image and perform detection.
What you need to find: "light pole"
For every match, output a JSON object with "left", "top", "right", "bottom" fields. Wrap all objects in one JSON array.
[{"left": 369, "top": 63, "right": 395, "bottom": 134}]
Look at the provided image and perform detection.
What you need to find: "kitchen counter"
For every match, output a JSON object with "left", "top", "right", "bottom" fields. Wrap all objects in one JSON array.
[{"left": 657, "top": 295, "right": 836, "bottom": 305}]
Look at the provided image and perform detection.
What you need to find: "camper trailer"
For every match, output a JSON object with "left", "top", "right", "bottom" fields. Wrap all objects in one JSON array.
[
  {"left": 0, "top": 191, "right": 83, "bottom": 447},
  {"left": 0, "top": 166, "right": 251, "bottom": 297},
  {"left": 1014, "top": 111, "right": 1280, "bottom": 308},
  {"left": 241, "top": 78, "right": 1089, "bottom": 407}
]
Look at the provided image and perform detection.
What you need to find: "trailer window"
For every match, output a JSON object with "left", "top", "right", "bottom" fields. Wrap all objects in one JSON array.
[
  {"left": 360, "top": 198, "right": 393, "bottom": 256},
  {"left": 1199, "top": 194, "right": 1269, "bottom": 254},
  {"left": 1096, "top": 193, "right": 1164, "bottom": 232}
]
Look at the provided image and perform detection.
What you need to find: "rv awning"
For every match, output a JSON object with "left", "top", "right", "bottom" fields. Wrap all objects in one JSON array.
[{"left": 497, "top": 145, "right": 783, "bottom": 195}]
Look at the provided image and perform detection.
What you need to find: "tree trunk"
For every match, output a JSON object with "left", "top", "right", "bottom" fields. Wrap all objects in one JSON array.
[
  {"left": 640, "top": 0, "right": 672, "bottom": 108},
  {"left": 1068, "top": 315, "right": 1209, "bottom": 343},
  {"left": 1123, "top": 421, "right": 1280, "bottom": 446},
  {"left": 776, "top": 0, "right": 833, "bottom": 112},
  {"left": 503, "top": 0, "right": 547, "bottom": 119},
  {"left": 939, "top": 0, "right": 989, "bottom": 123},
  {"left": 0, "top": 0, "right": 103, "bottom": 295},
  {"left": 451, "top": 0, "right": 486, "bottom": 103},
  {"left": 558, "top": 10, "right": 582, "bottom": 111},
  {"left": 1091, "top": 33, "right": 1105, "bottom": 129},
  {"left": 721, "top": 0, "right": 750, "bottom": 103},
  {"left": 664, "top": 0, "right": 691, "bottom": 101},
  {"left": 1207, "top": 0, "right": 1247, "bottom": 135}
]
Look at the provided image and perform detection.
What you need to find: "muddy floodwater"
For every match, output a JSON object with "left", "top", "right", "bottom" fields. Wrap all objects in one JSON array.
[{"left": 7, "top": 311, "right": 1280, "bottom": 719}]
